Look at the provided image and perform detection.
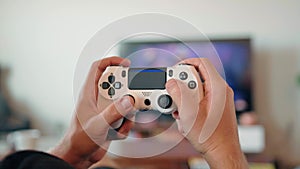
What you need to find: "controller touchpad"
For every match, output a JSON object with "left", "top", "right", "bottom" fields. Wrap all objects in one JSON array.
[{"left": 128, "top": 68, "right": 166, "bottom": 90}]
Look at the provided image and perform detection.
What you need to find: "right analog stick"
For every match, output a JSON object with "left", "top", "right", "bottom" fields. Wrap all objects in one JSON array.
[{"left": 158, "top": 95, "right": 173, "bottom": 109}]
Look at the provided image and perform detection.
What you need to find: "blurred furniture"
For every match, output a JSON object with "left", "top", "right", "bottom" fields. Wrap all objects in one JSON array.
[
  {"left": 0, "top": 124, "right": 272, "bottom": 168},
  {"left": 0, "top": 66, "right": 31, "bottom": 159},
  {"left": 0, "top": 66, "right": 31, "bottom": 133},
  {"left": 96, "top": 138, "right": 198, "bottom": 169},
  {"left": 94, "top": 125, "right": 267, "bottom": 169},
  {"left": 0, "top": 92, "right": 30, "bottom": 132}
]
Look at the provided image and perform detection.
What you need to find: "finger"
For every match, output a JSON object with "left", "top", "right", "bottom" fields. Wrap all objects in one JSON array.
[
  {"left": 101, "top": 95, "right": 135, "bottom": 125},
  {"left": 106, "top": 114, "right": 135, "bottom": 140},
  {"left": 115, "top": 118, "right": 135, "bottom": 139},
  {"left": 179, "top": 58, "right": 221, "bottom": 81},
  {"left": 172, "top": 111, "right": 179, "bottom": 120},
  {"left": 166, "top": 79, "right": 200, "bottom": 134},
  {"left": 179, "top": 58, "right": 227, "bottom": 109},
  {"left": 166, "top": 78, "right": 199, "bottom": 114},
  {"left": 84, "top": 96, "right": 135, "bottom": 144},
  {"left": 118, "top": 113, "right": 135, "bottom": 133},
  {"left": 165, "top": 79, "right": 182, "bottom": 108},
  {"left": 176, "top": 119, "right": 183, "bottom": 134},
  {"left": 179, "top": 58, "right": 224, "bottom": 96}
]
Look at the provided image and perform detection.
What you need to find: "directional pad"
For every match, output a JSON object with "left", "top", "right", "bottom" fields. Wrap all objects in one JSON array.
[
  {"left": 108, "top": 87, "right": 115, "bottom": 96},
  {"left": 100, "top": 73, "right": 123, "bottom": 98},
  {"left": 108, "top": 75, "right": 115, "bottom": 83},
  {"left": 101, "top": 82, "right": 110, "bottom": 89}
]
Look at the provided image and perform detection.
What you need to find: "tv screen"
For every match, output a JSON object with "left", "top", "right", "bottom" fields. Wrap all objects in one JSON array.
[{"left": 119, "top": 38, "right": 252, "bottom": 117}]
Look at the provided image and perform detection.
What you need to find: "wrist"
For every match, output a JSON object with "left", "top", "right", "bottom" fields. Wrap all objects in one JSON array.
[
  {"left": 203, "top": 141, "right": 248, "bottom": 169},
  {"left": 49, "top": 129, "right": 98, "bottom": 169}
]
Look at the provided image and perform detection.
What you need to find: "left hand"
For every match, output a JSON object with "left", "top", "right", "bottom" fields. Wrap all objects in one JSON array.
[{"left": 49, "top": 57, "right": 135, "bottom": 169}]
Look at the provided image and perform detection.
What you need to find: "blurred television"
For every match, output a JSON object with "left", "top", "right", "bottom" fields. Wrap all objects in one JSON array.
[{"left": 119, "top": 38, "right": 252, "bottom": 118}]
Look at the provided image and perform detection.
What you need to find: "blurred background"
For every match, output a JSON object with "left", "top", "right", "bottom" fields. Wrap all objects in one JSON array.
[{"left": 0, "top": 0, "right": 299, "bottom": 169}]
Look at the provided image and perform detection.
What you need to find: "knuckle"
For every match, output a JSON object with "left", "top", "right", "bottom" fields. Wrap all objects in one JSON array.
[
  {"left": 91, "top": 60, "right": 100, "bottom": 68},
  {"left": 104, "top": 104, "right": 123, "bottom": 122},
  {"left": 226, "top": 85, "right": 234, "bottom": 97},
  {"left": 109, "top": 106, "right": 122, "bottom": 118},
  {"left": 200, "top": 57, "right": 210, "bottom": 63},
  {"left": 117, "top": 133, "right": 127, "bottom": 140}
]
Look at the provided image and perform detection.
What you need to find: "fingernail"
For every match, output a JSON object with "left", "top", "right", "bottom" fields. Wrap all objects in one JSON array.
[
  {"left": 120, "top": 96, "right": 133, "bottom": 112},
  {"left": 122, "top": 59, "right": 131, "bottom": 66}
]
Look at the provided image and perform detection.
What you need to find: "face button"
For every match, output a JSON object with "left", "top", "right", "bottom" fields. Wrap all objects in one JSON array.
[
  {"left": 188, "top": 80, "right": 197, "bottom": 89},
  {"left": 179, "top": 72, "right": 188, "bottom": 80},
  {"left": 113, "top": 82, "right": 121, "bottom": 89},
  {"left": 158, "top": 94, "right": 173, "bottom": 109},
  {"left": 108, "top": 87, "right": 115, "bottom": 96},
  {"left": 108, "top": 75, "right": 115, "bottom": 83},
  {"left": 101, "top": 82, "right": 110, "bottom": 89}
]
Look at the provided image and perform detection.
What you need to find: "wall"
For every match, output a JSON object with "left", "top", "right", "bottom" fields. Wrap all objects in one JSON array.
[{"left": 0, "top": 0, "right": 300, "bottom": 165}]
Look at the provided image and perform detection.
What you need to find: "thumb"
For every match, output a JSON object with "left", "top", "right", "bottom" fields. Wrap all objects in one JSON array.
[
  {"left": 101, "top": 96, "right": 135, "bottom": 125},
  {"left": 84, "top": 96, "right": 135, "bottom": 144},
  {"left": 166, "top": 79, "right": 201, "bottom": 135},
  {"left": 166, "top": 79, "right": 184, "bottom": 109},
  {"left": 166, "top": 79, "right": 184, "bottom": 132}
]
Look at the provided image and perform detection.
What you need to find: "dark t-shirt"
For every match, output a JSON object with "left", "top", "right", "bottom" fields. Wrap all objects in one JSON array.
[
  {"left": 0, "top": 151, "right": 113, "bottom": 169},
  {"left": 0, "top": 150, "right": 74, "bottom": 169}
]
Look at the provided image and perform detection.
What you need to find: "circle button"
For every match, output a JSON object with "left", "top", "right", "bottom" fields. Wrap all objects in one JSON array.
[{"left": 188, "top": 80, "right": 197, "bottom": 89}]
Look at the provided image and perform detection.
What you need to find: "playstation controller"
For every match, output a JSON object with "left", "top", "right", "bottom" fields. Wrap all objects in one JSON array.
[{"left": 97, "top": 64, "right": 202, "bottom": 129}]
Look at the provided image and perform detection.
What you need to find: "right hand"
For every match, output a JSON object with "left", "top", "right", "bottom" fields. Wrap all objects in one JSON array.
[{"left": 166, "top": 58, "right": 248, "bottom": 169}]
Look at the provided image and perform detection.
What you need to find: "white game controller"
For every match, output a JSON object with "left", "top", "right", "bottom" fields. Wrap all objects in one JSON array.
[{"left": 98, "top": 64, "right": 202, "bottom": 129}]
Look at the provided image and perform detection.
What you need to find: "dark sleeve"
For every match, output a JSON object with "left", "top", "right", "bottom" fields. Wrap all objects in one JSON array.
[{"left": 0, "top": 150, "right": 74, "bottom": 169}]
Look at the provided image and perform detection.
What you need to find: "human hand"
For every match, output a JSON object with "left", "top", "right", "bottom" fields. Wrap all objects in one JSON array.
[
  {"left": 166, "top": 58, "right": 248, "bottom": 169},
  {"left": 49, "top": 57, "right": 135, "bottom": 169}
]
